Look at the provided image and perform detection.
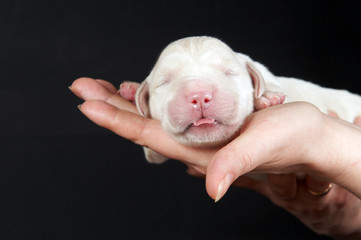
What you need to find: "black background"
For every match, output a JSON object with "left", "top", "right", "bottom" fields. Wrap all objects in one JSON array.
[{"left": 1, "top": 1, "right": 360, "bottom": 239}]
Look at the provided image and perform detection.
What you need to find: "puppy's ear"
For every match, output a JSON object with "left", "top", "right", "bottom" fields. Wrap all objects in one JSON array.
[
  {"left": 135, "top": 79, "right": 151, "bottom": 117},
  {"left": 246, "top": 62, "right": 266, "bottom": 99},
  {"left": 246, "top": 61, "right": 286, "bottom": 110}
]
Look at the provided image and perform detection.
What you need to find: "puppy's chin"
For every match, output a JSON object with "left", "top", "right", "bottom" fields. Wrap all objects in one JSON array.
[{"left": 170, "top": 122, "right": 241, "bottom": 147}]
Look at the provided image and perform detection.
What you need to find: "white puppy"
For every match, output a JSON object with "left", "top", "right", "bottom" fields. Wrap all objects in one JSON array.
[{"left": 119, "top": 36, "right": 361, "bottom": 163}]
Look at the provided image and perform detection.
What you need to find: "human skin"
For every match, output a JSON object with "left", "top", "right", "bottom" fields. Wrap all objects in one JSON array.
[{"left": 71, "top": 77, "right": 361, "bottom": 239}]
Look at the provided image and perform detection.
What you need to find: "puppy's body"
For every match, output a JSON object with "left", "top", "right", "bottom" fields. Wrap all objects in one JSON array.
[
  {"left": 277, "top": 77, "right": 361, "bottom": 122},
  {"left": 243, "top": 55, "right": 361, "bottom": 122},
  {"left": 119, "top": 36, "right": 361, "bottom": 163}
]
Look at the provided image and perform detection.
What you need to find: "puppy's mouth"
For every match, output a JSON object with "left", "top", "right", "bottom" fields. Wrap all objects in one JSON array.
[
  {"left": 193, "top": 117, "right": 217, "bottom": 126},
  {"left": 175, "top": 117, "right": 238, "bottom": 146},
  {"left": 180, "top": 117, "right": 220, "bottom": 134}
]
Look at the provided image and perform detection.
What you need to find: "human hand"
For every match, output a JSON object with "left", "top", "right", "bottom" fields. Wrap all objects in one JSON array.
[
  {"left": 70, "top": 77, "right": 361, "bottom": 198},
  {"left": 71, "top": 77, "right": 216, "bottom": 175},
  {"left": 71, "top": 77, "right": 361, "bottom": 239},
  {"left": 203, "top": 97, "right": 361, "bottom": 239}
]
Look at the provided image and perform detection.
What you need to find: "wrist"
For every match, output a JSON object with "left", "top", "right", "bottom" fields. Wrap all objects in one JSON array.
[{"left": 314, "top": 114, "right": 361, "bottom": 199}]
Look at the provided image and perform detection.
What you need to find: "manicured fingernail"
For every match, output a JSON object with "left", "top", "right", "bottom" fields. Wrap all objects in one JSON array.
[
  {"left": 77, "top": 104, "right": 82, "bottom": 110},
  {"left": 215, "top": 173, "right": 233, "bottom": 203}
]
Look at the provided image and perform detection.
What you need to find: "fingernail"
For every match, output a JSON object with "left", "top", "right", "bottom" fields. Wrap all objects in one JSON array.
[
  {"left": 68, "top": 86, "right": 73, "bottom": 91},
  {"left": 215, "top": 173, "right": 233, "bottom": 203},
  {"left": 77, "top": 104, "right": 82, "bottom": 110}
]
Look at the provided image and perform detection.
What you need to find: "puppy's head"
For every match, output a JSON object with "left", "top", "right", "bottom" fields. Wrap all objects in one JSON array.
[{"left": 136, "top": 36, "right": 263, "bottom": 146}]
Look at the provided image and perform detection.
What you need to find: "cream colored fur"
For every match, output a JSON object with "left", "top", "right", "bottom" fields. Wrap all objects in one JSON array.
[{"left": 132, "top": 36, "right": 361, "bottom": 163}]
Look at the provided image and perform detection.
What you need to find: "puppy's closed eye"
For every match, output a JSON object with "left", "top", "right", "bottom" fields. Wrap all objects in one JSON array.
[
  {"left": 223, "top": 67, "right": 239, "bottom": 77},
  {"left": 214, "top": 59, "right": 240, "bottom": 77},
  {"left": 154, "top": 71, "right": 176, "bottom": 88},
  {"left": 155, "top": 78, "right": 171, "bottom": 88}
]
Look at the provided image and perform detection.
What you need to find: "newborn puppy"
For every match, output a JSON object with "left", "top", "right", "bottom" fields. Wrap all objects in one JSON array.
[{"left": 119, "top": 36, "right": 361, "bottom": 163}]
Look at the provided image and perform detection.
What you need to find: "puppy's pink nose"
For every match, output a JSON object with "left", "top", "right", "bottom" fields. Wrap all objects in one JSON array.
[{"left": 188, "top": 91, "right": 213, "bottom": 110}]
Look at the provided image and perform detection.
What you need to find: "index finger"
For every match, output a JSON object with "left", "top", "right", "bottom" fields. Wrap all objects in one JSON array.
[
  {"left": 71, "top": 77, "right": 138, "bottom": 114},
  {"left": 79, "top": 99, "right": 215, "bottom": 168}
]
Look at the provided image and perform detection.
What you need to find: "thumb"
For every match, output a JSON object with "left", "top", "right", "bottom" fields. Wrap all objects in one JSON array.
[{"left": 206, "top": 135, "right": 268, "bottom": 202}]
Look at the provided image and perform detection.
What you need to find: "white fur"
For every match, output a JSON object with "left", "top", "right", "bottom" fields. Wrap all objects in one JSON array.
[{"left": 135, "top": 36, "right": 361, "bottom": 163}]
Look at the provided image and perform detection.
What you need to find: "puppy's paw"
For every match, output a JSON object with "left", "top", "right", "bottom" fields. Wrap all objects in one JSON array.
[
  {"left": 254, "top": 92, "right": 286, "bottom": 110},
  {"left": 117, "top": 81, "right": 140, "bottom": 103},
  {"left": 144, "top": 147, "right": 168, "bottom": 164}
]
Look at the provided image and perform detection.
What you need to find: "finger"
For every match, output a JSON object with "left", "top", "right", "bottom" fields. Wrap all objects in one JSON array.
[
  {"left": 206, "top": 133, "right": 269, "bottom": 202},
  {"left": 186, "top": 165, "right": 206, "bottom": 178},
  {"left": 71, "top": 77, "right": 138, "bottom": 114},
  {"left": 232, "top": 176, "right": 269, "bottom": 195},
  {"left": 79, "top": 99, "right": 159, "bottom": 144},
  {"left": 205, "top": 102, "right": 321, "bottom": 202},
  {"left": 79, "top": 100, "right": 214, "bottom": 167},
  {"left": 305, "top": 175, "right": 332, "bottom": 197},
  {"left": 354, "top": 116, "right": 361, "bottom": 126},
  {"left": 71, "top": 77, "right": 113, "bottom": 100},
  {"left": 268, "top": 174, "right": 297, "bottom": 200},
  {"left": 95, "top": 79, "right": 118, "bottom": 94}
]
